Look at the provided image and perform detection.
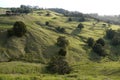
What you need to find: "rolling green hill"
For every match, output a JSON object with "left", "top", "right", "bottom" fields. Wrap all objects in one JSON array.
[{"left": 0, "top": 9, "right": 120, "bottom": 80}]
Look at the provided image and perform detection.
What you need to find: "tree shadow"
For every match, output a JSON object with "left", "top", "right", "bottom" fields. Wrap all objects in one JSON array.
[{"left": 71, "top": 28, "right": 81, "bottom": 35}]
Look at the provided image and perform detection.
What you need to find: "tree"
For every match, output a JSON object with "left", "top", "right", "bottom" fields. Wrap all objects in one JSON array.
[
  {"left": 87, "top": 37, "right": 94, "bottom": 47},
  {"left": 112, "top": 37, "right": 120, "bottom": 46},
  {"left": 57, "top": 36, "right": 69, "bottom": 47},
  {"left": 77, "top": 23, "right": 84, "bottom": 30},
  {"left": 56, "top": 27, "right": 66, "bottom": 33},
  {"left": 58, "top": 48, "right": 67, "bottom": 56},
  {"left": 46, "top": 56, "right": 71, "bottom": 74},
  {"left": 92, "top": 43, "right": 106, "bottom": 56},
  {"left": 96, "top": 38, "right": 105, "bottom": 46},
  {"left": 106, "top": 29, "right": 115, "bottom": 39},
  {"left": 68, "top": 18, "right": 72, "bottom": 21},
  {"left": 45, "top": 21, "right": 49, "bottom": 26},
  {"left": 13, "top": 21, "right": 27, "bottom": 37}
]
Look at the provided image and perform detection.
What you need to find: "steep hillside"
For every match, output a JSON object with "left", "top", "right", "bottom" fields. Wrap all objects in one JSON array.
[{"left": 0, "top": 9, "right": 120, "bottom": 80}]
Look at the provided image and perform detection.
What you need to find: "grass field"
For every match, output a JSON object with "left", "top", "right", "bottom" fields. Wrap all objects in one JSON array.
[{"left": 0, "top": 9, "right": 120, "bottom": 80}]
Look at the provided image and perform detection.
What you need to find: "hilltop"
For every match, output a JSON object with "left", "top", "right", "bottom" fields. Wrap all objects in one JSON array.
[{"left": 0, "top": 8, "right": 120, "bottom": 80}]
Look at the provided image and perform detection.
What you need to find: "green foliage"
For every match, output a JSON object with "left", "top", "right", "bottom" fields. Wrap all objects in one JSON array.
[
  {"left": 13, "top": 21, "right": 27, "bottom": 37},
  {"left": 87, "top": 37, "right": 95, "bottom": 47},
  {"left": 57, "top": 36, "right": 69, "bottom": 47},
  {"left": 112, "top": 36, "right": 120, "bottom": 46},
  {"left": 58, "top": 48, "right": 67, "bottom": 56},
  {"left": 92, "top": 43, "right": 106, "bottom": 56},
  {"left": 106, "top": 29, "right": 115, "bottom": 39},
  {"left": 77, "top": 23, "right": 84, "bottom": 30},
  {"left": 68, "top": 17, "right": 72, "bottom": 21},
  {"left": 56, "top": 27, "right": 66, "bottom": 33},
  {"left": 96, "top": 38, "right": 105, "bottom": 46},
  {"left": 46, "top": 56, "right": 71, "bottom": 74},
  {"left": 7, "top": 21, "right": 27, "bottom": 37},
  {"left": 45, "top": 21, "right": 49, "bottom": 26}
]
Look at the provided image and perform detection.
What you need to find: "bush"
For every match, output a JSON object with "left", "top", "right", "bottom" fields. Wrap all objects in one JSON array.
[
  {"left": 68, "top": 18, "right": 72, "bottom": 21},
  {"left": 45, "top": 21, "right": 49, "bottom": 26},
  {"left": 56, "top": 27, "right": 66, "bottom": 33},
  {"left": 92, "top": 43, "right": 106, "bottom": 56},
  {"left": 57, "top": 36, "right": 69, "bottom": 47},
  {"left": 58, "top": 48, "right": 67, "bottom": 56},
  {"left": 13, "top": 21, "right": 27, "bottom": 37},
  {"left": 46, "top": 56, "right": 71, "bottom": 74},
  {"left": 96, "top": 38, "right": 105, "bottom": 46},
  {"left": 106, "top": 29, "right": 115, "bottom": 39},
  {"left": 87, "top": 37, "right": 94, "bottom": 47},
  {"left": 7, "top": 21, "right": 27, "bottom": 37},
  {"left": 77, "top": 23, "right": 84, "bottom": 30}
]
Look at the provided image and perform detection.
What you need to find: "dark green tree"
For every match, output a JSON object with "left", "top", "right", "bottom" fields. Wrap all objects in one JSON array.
[
  {"left": 96, "top": 38, "right": 105, "bottom": 46},
  {"left": 77, "top": 23, "right": 84, "bottom": 30},
  {"left": 58, "top": 48, "right": 67, "bottom": 56},
  {"left": 13, "top": 21, "right": 27, "bottom": 37},
  {"left": 46, "top": 56, "right": 71, "bottom": 74},
  {"left": 87, "top": 37, "right": 94, "bottom": 47},
  {"left": 57, "top": 36, "right": 69, "bottom": 47}
]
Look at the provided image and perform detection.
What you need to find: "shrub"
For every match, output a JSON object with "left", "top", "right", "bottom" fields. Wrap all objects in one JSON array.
[
  {"left": 112, "top": 36, "right": 120, "bottom": 46},
  {"left": 92, "top": 43, "right": 106, "bottom": 56},
  {"left": 13, "top": 21, "right": 27, "bottom": 37},
  {"left": 57, "top": 36, "right": 69, "bottom": 47},
  {"left": 68, "top": 18, "right": 72, "bottom": 21},
  {"left": 58, "top": 48, "right": 67, "bottom": 56},
  {"left": 46, "top": 56, "right": 71, "bottom": 74},
  {"left": 7, "top": 21, "right": 27, "bottom": 37},
  {"left": 87, "top": 37, "right": 94, "bottom": 47},
  {"left": 77, "top": 23, "right": 84, "bottom": 30},
  {"left": 45, "top": 21, "right": 49, "bottom": 26},
  {"left": 96, "top": 38, "right": 105, "bottom": 46},
  {"left": 56, "top": 27, "right": 66, "bottom": 33},
  {"left": 106, "top": 29, "right": 115, "bottom": 39}
]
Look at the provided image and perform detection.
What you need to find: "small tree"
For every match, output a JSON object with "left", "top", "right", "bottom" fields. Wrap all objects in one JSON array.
[
  {"left": 77, "top": 23, "right": 84, "bottom": 30},
  {"left": 106, "top": 29, "right": 115, "bottom": 39},
  {"left": 45, "top": 21, "right": 49, "bottom": 26},
  {"left": 58, "top": 48, "right": 67, "bottom": 56},
  {"left": 57, "top": 36, "right": 69, "bottom": 47},
  {"left": 92, "top": 43, "right": 106, "bottom": 56},
  {"left": 68, "top": 18, "right": 72, "bottom": 21},
  {"left": 46, "top": 56, "right": 71, "bottom": 74},
  {"left": 87, "top": 37, "right": 94, "bottom": 47},
  {"left": 13, "top": 21, "right": 27, "bottom": 37},
  {"left": 7, "top": 21, "right": 27, "bottom": 37},
  {"left": 96, "top": 38, "right": 105, "bottom": 46}
]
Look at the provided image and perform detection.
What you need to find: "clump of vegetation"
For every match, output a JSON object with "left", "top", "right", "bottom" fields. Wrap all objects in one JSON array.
[
  {"left": 112, "top": 36, "right": 120, "bottom": 46},
  {"left": 106, "top": 29, "right": 115, "bottom": 39},
  {"left": 68, "top": 17, "right": 72, "bottom": 21},
  {"left": 7, "top": 21, "right": 27, "bottom": 37},
  {"left": 46, "top": 56, "right": 71, "bottom": 74},
  {"left": 77, "top": 23, "right": 84, "bottom": 30},
  {"left": 45, "top": 21, "right": 49, "bottom": 26},
  {"left": 58, "top": 48, "right": 67, "bottom": 56},
  {"left": 57, "top": 36, "right": 69, "bottom": 47},
  {"left": 92, "top": 43, "right": 106, "bottom": 57},
  {"left": 46, "top": 12, "right": 50, "bottom": 16},
  {"left": 87, "top": 37, "right": 95, "bottom": 47},
  {"left": 56, "top": 27, "right": 66, "bottom": 33},
  {"left": 96, "top": 38, "right": 105, "bottom": 46}
]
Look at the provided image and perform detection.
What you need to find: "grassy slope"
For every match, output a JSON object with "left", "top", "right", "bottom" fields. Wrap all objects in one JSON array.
[{"left": 0, "top": 9, "right": 120, "bottom": 80}]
